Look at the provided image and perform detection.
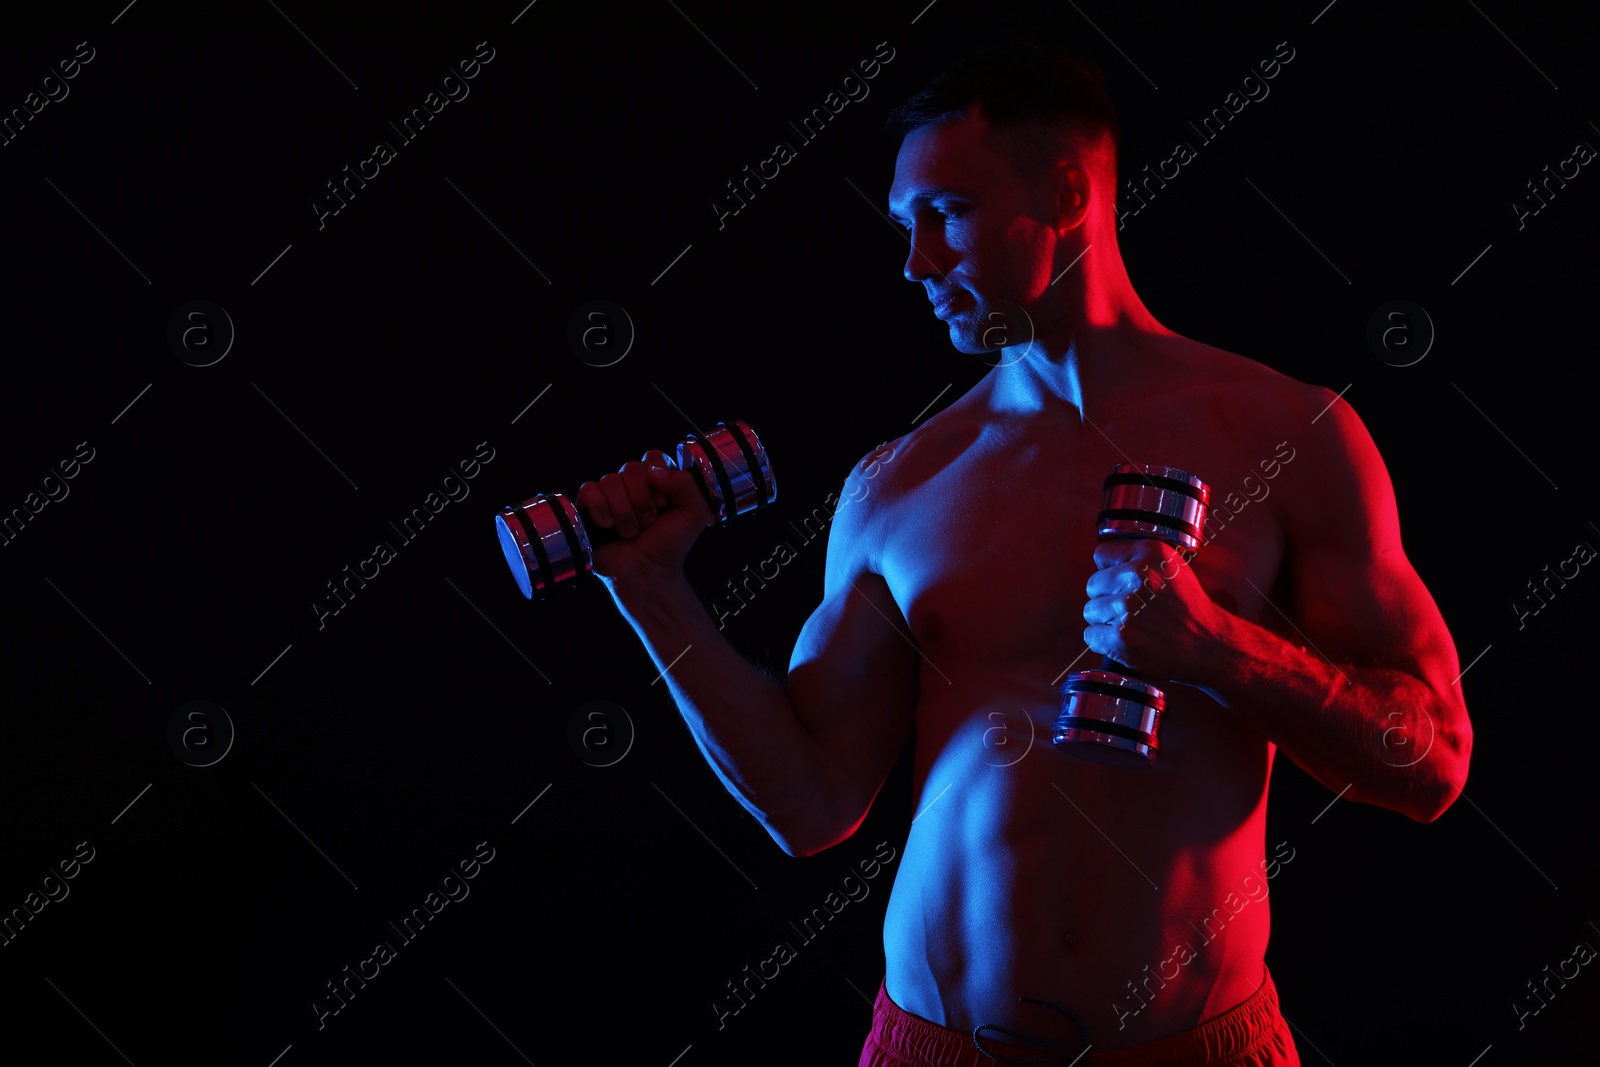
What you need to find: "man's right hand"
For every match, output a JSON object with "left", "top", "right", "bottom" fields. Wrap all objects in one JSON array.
[{"left": 574, "top": 449, "right": 715, "bottom": 585}]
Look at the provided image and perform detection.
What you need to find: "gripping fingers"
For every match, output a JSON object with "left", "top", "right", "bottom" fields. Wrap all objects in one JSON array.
[
  {"left": 574, "top": 480, "right": 612, "bottom": 532},
  {"left": 579, "top": 450, "right": 682, "bottom": 540},
  {"left": 617, "top": 461, "right": 658, "bottom": 528},
  {"left": 1085, "top": 562, "right": 1143, "bottom": 599},
  {"left": 1084, "top": 594, "right": 1130, "bottom": 628},
  {"left": 596, "top": 470, "right": 645, "bottom": 538},
  {"left": 640, "top": 449, "right": 675, "bottom": 509}
]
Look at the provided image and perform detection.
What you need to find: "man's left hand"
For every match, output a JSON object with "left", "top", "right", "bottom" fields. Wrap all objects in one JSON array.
[{"left": 1082, "top": 540, "right": 1228, "bottom": 685}]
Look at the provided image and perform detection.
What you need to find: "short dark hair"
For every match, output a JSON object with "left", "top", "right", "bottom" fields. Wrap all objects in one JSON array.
[{"left": 884, "top": 40, "right": 1119, "bottom": 183}]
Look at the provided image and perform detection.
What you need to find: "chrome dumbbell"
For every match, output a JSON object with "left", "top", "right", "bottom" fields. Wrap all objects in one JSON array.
[
  {"left": 494, "top": 420, "right": 776, "bottom": 599},
  {"left": 1054, "top": 464, "right": 1210, "bottom": 765}
]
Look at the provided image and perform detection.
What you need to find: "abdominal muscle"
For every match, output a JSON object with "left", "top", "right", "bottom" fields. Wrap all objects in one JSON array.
[{"left": 880, "top": 680, "right": 1276, "bottom": 1053}]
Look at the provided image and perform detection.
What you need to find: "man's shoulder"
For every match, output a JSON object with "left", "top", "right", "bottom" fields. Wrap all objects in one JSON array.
[
  {"left": 1152, "top": 337, "right": 1360, "bottom": 485},
  {"left": 1195, "top": 339, "right": 1377, "bottom": 460},
  {"left": 1168, "top": 336, "right": 1393, "bottom": 533},
  {"left": 845, "top": 393, "right": 984, "bottom": 496},
  {"left": 1168, "top": 335, "right": 1334, "bottom": 419}
]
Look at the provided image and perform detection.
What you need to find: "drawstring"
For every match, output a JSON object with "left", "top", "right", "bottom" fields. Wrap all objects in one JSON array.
[{"left": 972, "top": 996, "right": 1092, "bottom": 1064}]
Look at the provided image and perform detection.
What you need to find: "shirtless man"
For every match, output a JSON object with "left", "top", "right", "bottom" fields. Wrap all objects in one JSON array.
[{"left": 576, "top": 42, "right": 1473, "bottom": 1066}]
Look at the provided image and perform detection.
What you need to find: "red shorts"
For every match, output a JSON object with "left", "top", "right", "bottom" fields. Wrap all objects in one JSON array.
[{"left": 858, "top": 969, "right": 1300, "bottom": 1067}]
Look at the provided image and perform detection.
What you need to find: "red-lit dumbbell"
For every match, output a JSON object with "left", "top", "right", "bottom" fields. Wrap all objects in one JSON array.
[
  {"left": 494, "top": 420, "right": 775, "bottom": 599},
  {"left": 1054, "top": 463, "right": 1210, "bottom": 765}
]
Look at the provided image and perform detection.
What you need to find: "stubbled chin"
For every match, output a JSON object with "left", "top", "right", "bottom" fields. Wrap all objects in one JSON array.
[{"left": 946, "top": 328, "right": 994, "bottom": 356}]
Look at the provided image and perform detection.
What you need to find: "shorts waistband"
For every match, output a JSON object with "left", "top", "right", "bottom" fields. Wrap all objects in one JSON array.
[{"left": 866, "top": 969, "right": 1289, "bottom": 1067}]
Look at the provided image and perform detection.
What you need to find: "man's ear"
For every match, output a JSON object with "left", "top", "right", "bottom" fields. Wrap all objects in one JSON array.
[{"left": 1055, "top": 165, "right": 1091, "bottom": 232}]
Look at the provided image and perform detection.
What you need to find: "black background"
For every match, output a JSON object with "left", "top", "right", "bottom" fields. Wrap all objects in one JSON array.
[{"left": 1, "top": 1, "right": 1596, "bottom": 1064}]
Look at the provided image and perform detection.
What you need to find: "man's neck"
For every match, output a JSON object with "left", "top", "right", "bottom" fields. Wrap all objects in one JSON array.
[{"left": 987, "top": 255, "right": 1175, "bottom": 426}]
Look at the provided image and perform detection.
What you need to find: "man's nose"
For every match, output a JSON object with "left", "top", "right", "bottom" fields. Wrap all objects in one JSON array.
[{"left": 903, "top": 226, "right": 952, "bottom": 283}]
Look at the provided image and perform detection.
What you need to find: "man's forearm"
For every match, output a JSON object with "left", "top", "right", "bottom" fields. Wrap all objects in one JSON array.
[
  {"left": 603, "top": 571, "right": 834, "bottom": 842},
  {"left": 1195, "top": 612, "right": 1470, "bottom": 822}
]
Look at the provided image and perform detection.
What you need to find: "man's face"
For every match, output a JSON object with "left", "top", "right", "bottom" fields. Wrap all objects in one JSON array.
[{"left": 888, "top": 107, "right": 1060, "bottom": 356}]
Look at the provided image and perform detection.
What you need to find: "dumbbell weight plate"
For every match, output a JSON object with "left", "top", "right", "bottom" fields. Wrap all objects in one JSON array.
[
  {"left": 1097, "top": 464, "right": 1209, "bottom": 551},
  {"left": 496, "top": 491, "right": 590, "bottom": 600},
  {"left": 677, "top": 420, "right": 775, "bottom": 523},
  {"left": 1055, "top": 669, "right": 1164, "bottom": 765}
]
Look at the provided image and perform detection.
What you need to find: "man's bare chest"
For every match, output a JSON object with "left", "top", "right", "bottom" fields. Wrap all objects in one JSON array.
[{"left": 879, "top": 414, "right": 1298, "bottom": 668}]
